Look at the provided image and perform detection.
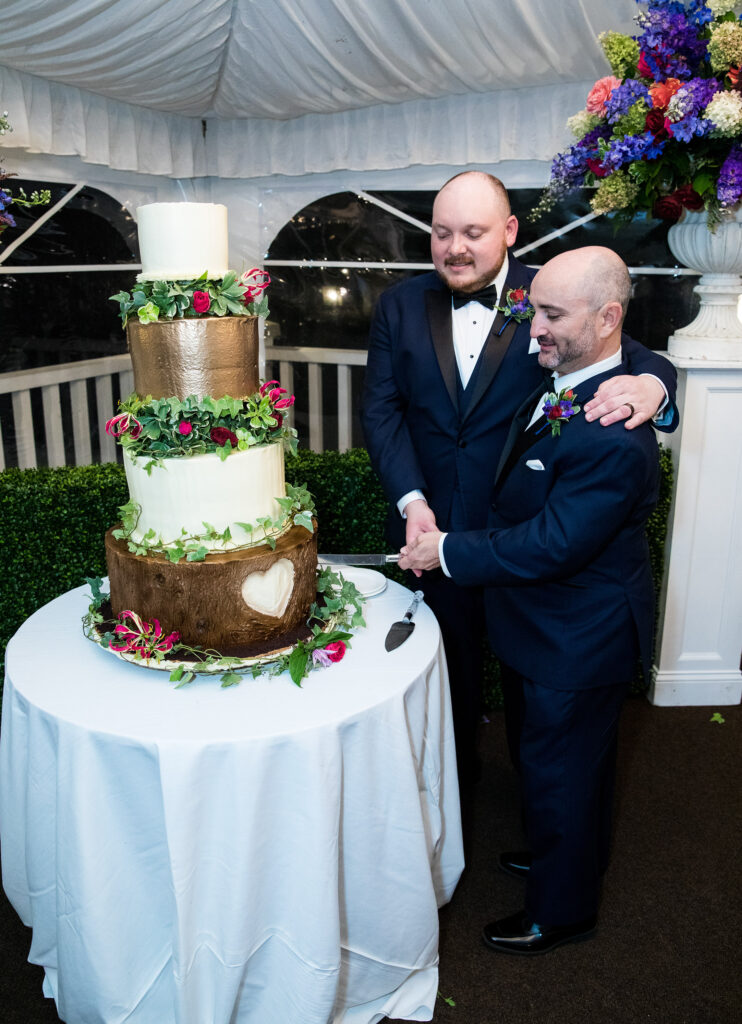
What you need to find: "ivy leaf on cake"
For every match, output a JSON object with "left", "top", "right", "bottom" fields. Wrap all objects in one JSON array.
[{"left": 110, "top": 268, "right": 271, "bottom": 325}]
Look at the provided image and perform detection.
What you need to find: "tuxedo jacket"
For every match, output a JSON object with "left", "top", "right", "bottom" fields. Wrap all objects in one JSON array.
[
  {"left": 361, "top": 253, "right": 677, "bottom": 548},
  {"left": 442, "top": 363, "right": 661, "bottom": 689}
]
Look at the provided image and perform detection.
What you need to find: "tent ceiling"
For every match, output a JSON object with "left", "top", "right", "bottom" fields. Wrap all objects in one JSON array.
[{"left": 0, "top": 0, "right": 636, "bottom": 121}]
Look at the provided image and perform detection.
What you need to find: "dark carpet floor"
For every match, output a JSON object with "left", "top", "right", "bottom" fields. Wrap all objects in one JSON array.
[{"left": 1, "top": 698, "right": 740, "bottom": 1024}]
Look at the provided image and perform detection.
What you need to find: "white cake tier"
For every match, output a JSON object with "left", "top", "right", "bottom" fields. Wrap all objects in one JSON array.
[
  {"left": 124, "top": 444, "right": 286, "bottom": 549},
  {"left": 136, "top": 202, "right": 229, "bottom": 282}
]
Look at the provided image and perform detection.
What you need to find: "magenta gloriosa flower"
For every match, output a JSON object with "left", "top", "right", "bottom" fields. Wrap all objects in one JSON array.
[{"left": 110, "top": 610, "right": 179, "bottom": 659}]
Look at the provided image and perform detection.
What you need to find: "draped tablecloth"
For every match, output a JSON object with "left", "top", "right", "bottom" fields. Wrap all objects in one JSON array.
[{"left": 0, "top": 579, "right": 463, "bottom": 1024}]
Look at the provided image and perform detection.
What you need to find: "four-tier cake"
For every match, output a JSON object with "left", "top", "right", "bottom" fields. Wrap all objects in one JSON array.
[{"left": 104, "top": 202, "right": 318, "bottom": 655}]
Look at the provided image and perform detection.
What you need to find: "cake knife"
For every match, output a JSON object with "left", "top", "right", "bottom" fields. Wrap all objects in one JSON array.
[{"left": 318, "top": 553, "right": 400, "bottom": 565}]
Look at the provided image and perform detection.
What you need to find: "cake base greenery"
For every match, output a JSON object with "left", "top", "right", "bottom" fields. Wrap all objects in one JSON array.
[{"left": 82, "top": 565, "right": 365, "bottom": 688}]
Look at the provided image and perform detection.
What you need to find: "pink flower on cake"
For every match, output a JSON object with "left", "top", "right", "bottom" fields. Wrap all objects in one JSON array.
[
  {"left": 585, "top": 75, "right": 621, "bottom": 114},
  {"left": 105, "top": 412, "right": 142, "bottom": 439},
  {"left": 210, "top": 426, "right": 239, "bottom": 447},
  {"left": 178, "top": 421, "right": 193, "bottom": 436},
  {"left": 110, "top": 610, "right": 179, "bottom": 660},
  {"left": 324, "top": 640, "right": 346, "bottom": 663},
  {"left": 192, "top": 290, "right": 211, "bottom": 313},
  {"left": 240, "top": 268, "right": 271, "bottom": 303}
]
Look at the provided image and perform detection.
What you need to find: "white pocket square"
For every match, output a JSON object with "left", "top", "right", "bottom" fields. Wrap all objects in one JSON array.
[{"left": 525, "top": 459, "right": 545, "bottom": 471}]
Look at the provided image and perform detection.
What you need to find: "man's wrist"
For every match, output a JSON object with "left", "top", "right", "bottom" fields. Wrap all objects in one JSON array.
[
  {"left": 398, "top": 491, "right": 426, "bottom": 518},
  {"left": 640, "top": 373, "right": 669, "bottom": 419}
]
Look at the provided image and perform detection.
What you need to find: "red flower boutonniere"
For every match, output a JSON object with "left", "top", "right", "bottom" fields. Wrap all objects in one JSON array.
[
  {"left": 540, "top": 387, "right": 581, "bottom": 437},
  {"left": 496, "top": 287, "right": 534, "bottom": 324}
]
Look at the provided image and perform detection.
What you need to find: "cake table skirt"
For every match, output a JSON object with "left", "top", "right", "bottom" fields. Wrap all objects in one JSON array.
[{"left": 0, "top": 581, "right": 463, "bottom": 1024}]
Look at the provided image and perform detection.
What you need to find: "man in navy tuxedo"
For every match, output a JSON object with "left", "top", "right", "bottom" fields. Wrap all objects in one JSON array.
[
  {"left": 362, "top": 171, "right": 677, "bottom": 787},
  {"left": 399, "top": 246, "right": 660, "bottom": 954}
]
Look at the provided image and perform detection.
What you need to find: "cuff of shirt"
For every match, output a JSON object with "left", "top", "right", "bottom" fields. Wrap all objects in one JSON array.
[
  {"left": 397, "top": 490, "right": 426, "bottom": 518},
  {"left": 438, "top": 533, "right": 451, "bottom": 578},
  {"left": 640, "top": 373, "right": 670, "bottom": 421}
]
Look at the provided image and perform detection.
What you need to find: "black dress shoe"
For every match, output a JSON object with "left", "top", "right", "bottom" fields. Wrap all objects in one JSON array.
[
  {"left": 482, "top": 910, "right": 597, "bottom": 956},
  {"left": 498, "top": 850, "right": 532, "bottom": 879}
]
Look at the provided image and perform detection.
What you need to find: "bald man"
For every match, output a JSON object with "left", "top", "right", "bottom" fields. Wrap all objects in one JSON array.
[
  {"left": 400, "top": 247, "right": 660, "bottom": 954},
  {"left": 362, "top": 172, "right": 677, "bottom": 789}
]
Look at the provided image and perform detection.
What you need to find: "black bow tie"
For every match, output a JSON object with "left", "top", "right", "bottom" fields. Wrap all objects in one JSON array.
[{"left": 451, "top": 284, "right": 499, "bottom": 310}]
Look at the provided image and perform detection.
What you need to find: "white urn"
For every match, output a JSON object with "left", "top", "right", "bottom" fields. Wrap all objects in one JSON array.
[{"left": 666, "top": 207, "right": 742, "bottom": 360}]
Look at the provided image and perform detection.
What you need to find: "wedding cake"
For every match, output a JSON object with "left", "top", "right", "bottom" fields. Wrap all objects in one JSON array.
[{"left": 104, "top": 202, "right": 318, "bottom": 655}]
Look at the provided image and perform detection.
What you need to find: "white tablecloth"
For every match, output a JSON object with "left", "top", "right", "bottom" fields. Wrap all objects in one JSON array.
[{"left": 0, "top": 579, "right": 463, "bottom": 1024}]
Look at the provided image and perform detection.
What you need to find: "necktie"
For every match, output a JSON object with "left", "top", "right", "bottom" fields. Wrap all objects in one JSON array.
[{"left": 451, "top": 283, "right": 498, "bottom": 310}]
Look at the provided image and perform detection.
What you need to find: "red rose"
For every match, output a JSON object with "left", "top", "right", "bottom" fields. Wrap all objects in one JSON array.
[
  {"left": 673, "top": 184, "right": 704, "bottom": 211},
  {"left": 192, "top": 290, "right": 211, "bottom": 313},
  {"left": 645, "top": 109, "right": 672, "bottom": 140},
  {"left": 547, "top": 406, "right": 563, "bottom": 420},
  {"left": 210, "top": 426, "right": 238, "bottom": 447},
  {"left": 272, "top": 412, "right": 283, "bottom": 429},
  {"left": 652, "top": 194, "right": 683, "bottom": 221},
  {"left": 586, "top": 157, "right": 609, "bottom": 179},
  {"left": 509, "top": 288, "right": 526, "bottom": 302},
  {"left": 324, "top": 641, "right": 346, "bottom": 663},
  {"left": 637, "top": 52, "right": 652, "bottom": 79}
]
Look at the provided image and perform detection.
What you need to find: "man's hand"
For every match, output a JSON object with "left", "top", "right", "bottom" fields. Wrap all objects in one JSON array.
[
  {"left": 583, "top": 374, "right": 665, "bottom": 430},
  {"left": 399, "top": 530, "right": 444, "bottom": 573},
  {"left": 403, "top": 499, "right": 437, "bottom": 577}
]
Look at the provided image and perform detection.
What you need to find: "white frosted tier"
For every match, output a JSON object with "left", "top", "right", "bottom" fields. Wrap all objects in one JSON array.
[
  {"left": 136, "top": 203, "right": 229, "bottom": 281},
  {"left": 124, "top": 444, "right": 286, "bottom": 549}
]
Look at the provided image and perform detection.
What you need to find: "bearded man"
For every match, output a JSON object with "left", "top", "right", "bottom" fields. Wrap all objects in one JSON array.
[{"left": 399, "top": 247, "right": 660, "bottom": 953}]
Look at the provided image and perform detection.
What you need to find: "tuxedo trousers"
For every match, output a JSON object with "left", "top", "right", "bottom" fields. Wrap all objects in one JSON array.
[
  {"left": 408, "top": 570, "right": 485, "bottom": 787},
  {"left": 500, "top": 666, "right": 627, "bottom": 927}
]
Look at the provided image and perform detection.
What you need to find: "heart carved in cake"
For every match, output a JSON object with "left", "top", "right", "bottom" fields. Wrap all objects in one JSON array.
[{"left": 240, "top": 559, "right": 295, "bottom": 618}]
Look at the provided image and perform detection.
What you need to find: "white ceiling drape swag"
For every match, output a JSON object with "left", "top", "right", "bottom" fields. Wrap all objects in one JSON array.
[
  {"left": 0, "top": 66, "right": 207, "bottom": 178},
  {"left": 0, "top": 0, "right": 637, "bottom": 180}
]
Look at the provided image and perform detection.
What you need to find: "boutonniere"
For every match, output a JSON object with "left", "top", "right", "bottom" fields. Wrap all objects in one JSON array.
[
  {"left": 539, "top": 387, "right": 581, "bottom": 437},
  {"left": 496, "top": 288, "right": 534, "bottom": 333}
]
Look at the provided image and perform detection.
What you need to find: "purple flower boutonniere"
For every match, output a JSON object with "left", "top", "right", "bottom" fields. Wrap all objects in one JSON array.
[
  {"left": 540, "top": 387, "right": 581, "bottom": 437},
  {"left": 498, "top": 287, "right": 534, "bottom": 322}
]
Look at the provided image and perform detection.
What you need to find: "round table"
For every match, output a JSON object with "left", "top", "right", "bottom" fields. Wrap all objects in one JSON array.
[{"left": 0, "top": 579, "right": 463, "bottom": 1024}]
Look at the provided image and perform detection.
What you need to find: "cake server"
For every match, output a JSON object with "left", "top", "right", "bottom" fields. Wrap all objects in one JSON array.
[
  {"left": 384, "top": 591, "right": 424, "bottom": 652},
  {"left": 318, "top": 553, "right": 400, "bottom": 565}
]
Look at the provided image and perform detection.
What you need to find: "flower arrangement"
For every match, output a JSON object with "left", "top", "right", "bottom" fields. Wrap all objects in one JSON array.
[
  {"left": 105, "top": 379, "right": 298, "bottom": 466},
  {"left": 532, "top": 0, "right": 742, "bottom": 228},
  {"left": 539, "top": 387, "right": 581, "bottom": 436},
  {"left": 111, "top": 268, "right": 270, "bottom": 325},
  {"left": 83, "top": 567, "right": 365, "bottom": 687},
  {"left": 1, "top": 110, "right": 51, "bottom": 240}
]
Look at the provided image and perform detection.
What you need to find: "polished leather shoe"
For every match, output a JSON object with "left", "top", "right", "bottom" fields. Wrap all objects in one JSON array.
[
  {"left": 482, "top": 910, "right": 597, "bottom": 956},
  {"left": 498, "top": 850, "right": 532, "bottom": 879}
]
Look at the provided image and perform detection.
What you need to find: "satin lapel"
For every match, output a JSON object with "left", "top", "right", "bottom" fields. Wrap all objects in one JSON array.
[
  {"left": 425, "top": 288, "right": 458, "bottom": 414},
  {"left": 493, "top": 382, "right": 545, "bottom": 487},
  {"left": 460, "top": 313, "right": 518, "bottom": 425}
]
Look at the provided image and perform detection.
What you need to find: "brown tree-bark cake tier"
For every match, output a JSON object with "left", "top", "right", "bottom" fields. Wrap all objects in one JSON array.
[{"left": 105, "top": 524, "right": 318, "bottom": 652}]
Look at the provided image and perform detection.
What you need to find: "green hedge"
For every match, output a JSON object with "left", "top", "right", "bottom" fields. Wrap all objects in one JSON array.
[{"left": 0, "top": 446, "right": 673, "bottom": 704}]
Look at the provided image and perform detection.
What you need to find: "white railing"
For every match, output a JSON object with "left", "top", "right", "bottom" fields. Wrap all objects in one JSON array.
[{"left": 0, "top": 345, "right": 368, "bottom": 470}]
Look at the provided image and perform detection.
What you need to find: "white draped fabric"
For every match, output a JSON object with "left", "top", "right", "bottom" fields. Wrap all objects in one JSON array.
[
  {"left": 0, "top": 580, "right": 464, "bottom": 1024},
  {"left": 0, "top": 0, "right": 637, "bottom": 179}
]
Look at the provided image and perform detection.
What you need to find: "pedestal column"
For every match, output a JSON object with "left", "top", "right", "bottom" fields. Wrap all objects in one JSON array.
[{"left": 650, "top": 358, "right": 742, "bottom": 706}]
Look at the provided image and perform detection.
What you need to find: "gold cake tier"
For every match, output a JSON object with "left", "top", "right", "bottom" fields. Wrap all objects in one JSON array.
[
  {"left": 126, "top": 316, "right": 259, "bottom": 399},
  {"left": 105, "top": 523, "right": 318, "bottom": 652}
]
